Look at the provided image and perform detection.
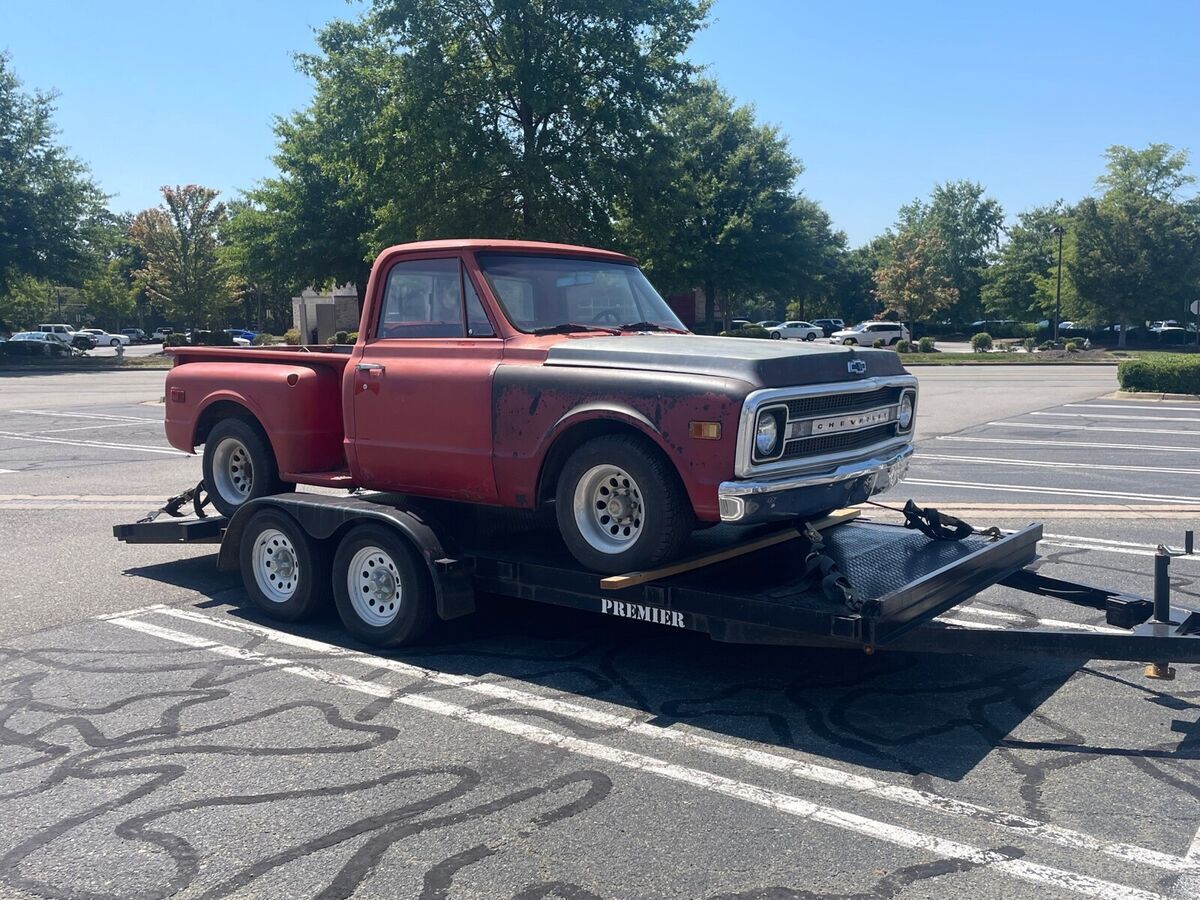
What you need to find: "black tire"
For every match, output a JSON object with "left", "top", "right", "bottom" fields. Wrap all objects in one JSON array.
[
  {"left": 554, "top": 434, "right": 693, "bottom": 574},
  {"left": 804, "top": 333, "right": 816, "bottom": 341},
  {"left": 842, "top": 337, "right": 857, "bottom": 345},
  {"left": 332, "top": 524, "right": 435, "bottom": 647},
  {"left": 769, "top": 331, "right": 782, "bottom": 340},
  {"left": 202, "top": 417, "right": 284, "bottom": 517},
  {"left": 110, "top": 338, "right": 120, "bottom": 347},
  {"left": 238, "top": 509, "right": 331, "bottom": 621}
]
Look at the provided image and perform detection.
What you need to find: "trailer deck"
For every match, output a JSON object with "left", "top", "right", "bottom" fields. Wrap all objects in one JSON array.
[{"left": 114, "top": 487, "right": 1200, "bottom": 671}]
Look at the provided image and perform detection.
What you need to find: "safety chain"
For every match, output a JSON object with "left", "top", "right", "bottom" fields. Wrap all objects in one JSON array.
[{"left": 137, "top": 480, "right": 212, "bottom": 524}]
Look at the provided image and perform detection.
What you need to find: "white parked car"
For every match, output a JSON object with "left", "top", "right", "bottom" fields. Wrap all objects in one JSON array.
[
  {"left": 767, "top": 320, "right": 823, "bottom": 341},
  {"left": 831, "top": 321, "right": 910, "bottom": 346},
  {"left": 78, "top": 328, "right": 130, "bottom": 347}
]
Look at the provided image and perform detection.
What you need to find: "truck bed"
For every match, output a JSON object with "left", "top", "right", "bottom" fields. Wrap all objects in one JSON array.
[{"left": 169, "top": 345, "right": 353, "bottom": 367}]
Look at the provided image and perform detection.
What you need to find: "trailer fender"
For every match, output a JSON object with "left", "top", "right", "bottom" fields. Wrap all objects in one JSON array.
[{"left": 217, "top": 494, "right": 475, "bottom": 620}]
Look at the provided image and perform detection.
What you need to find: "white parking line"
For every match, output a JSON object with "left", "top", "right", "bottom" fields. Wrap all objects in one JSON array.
[
  {"left": 935, "top": 437, "right": 1200, "bottom": 454},
  {"left": 918, "top": 454, "right": 1199, "bottom": 477},
  {"left": 133, "top": 606, "right": 1197, "bottom": 876},
  {"left": 950, "top": 606, "right": 1127, "bottom": 635},
  {"left": 987, "top": 422, "right": 1200, "bottom": 437},
  {"left": 9, "top": 409, "right": 159, "bottom": 423},
  {"left": 1065, "top": 404, "right": 1200, "bottom": 413},
  {"left": 1033, "top": 412, "right": 1200, "bottom": 423},
  {"left": 904, "top": 479, "right": 1200, "bottom": 505},
  {"left": 0, "top": 431, "right": 185, "bottom": 456},
  {"left": 18, "top": 421, "right": 153, "bottom": 435},
  {"left": 105, "top": 611, "right": 1175, "bottom": 898}
]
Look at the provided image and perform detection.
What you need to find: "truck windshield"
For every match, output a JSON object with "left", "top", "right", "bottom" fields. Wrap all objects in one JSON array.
[{"left": 475, "top": 254, "right": 686, "bottom": 334}]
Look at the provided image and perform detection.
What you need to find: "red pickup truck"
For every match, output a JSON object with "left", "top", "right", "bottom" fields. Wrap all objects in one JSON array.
[{"left": 165, "top": 239, "right": 916, "bottom": 574}]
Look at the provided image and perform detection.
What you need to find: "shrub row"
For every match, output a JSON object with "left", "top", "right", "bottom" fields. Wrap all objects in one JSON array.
[
  {"left": 1118, "top": 355, "right": 1200, "bottom": 395},
  {"left": 720, "top": 325, "right": 772, "bottom": 339}
]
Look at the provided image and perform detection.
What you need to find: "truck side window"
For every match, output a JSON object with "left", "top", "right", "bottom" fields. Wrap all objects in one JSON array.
[
  {"left": 463, "top": 272, "right": 496, "bottom": 337},
  {"left": 377, "top": 258, "right": 465, "bottom": 339}
]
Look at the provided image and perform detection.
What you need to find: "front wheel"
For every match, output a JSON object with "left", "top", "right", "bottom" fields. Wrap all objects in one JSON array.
[
  {"left": 239, "top": 509, "right": 331, "bottom": 621},
  {"left": 555, "top": 434, "right": 693, "bottom": 574},
  {"left": 769, "top": 331, "right": 782, "bottom": 340},
  {"left": 332, "top": 524, "right": 435, "bottom": 647},
  {"left": 110, "top": 338, "right": 120, "bottom": 347},
  {"left": 842, "top": 337, "right": 858, "bottom": 345}
]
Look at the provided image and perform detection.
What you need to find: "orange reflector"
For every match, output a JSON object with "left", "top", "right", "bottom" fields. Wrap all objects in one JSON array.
[
  {"left": 688, "top": 421, "right": 721, "bottom": 440},
  {"left": 169, "top": 387, "right": 186, "bottom": 403}
]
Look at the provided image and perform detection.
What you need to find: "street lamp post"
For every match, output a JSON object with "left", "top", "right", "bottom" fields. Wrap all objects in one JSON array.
[{"left": 1050, "top": 224, "right": 1065, "bottom": 343}]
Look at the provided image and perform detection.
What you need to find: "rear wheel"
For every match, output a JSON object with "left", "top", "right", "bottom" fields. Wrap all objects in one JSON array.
[
  {"left": 555, "top": 434, "right": 692, "bottom": 574},
  {"left": 332, "top": 524, "right": 435, "bottom": 647},
  {"left": 239, "top": 509, "right": 331, "bottom": 621},
  {"left": 202, "top": 417, "right": 284, "bottom": 517}
]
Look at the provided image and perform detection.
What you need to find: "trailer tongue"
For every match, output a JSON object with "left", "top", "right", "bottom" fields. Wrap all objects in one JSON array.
[{"left": 114, "top": 489, "right": 1200, "bottom": 674}]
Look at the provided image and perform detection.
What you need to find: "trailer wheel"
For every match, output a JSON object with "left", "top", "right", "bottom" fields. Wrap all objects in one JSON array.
[
  {"left": 556, "top": 434, "right": 693, "bottom": 575},
  {"left": 332, "top": 524, "right": 435, "bottom": 647},
  {"left": 239, "top": 509, "right": 331, "bottom": 621},
  {"left": 203, "top": 418, "right": 283, "bottom": 517}
]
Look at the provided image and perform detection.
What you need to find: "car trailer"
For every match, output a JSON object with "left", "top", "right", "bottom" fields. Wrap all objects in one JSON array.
[{"left": 114, "top": 487, "right": 1200, "bottom": 677}]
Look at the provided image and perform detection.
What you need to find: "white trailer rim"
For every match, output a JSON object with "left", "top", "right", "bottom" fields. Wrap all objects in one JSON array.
[
  {"left": 252, "top": 528, "right": 299, "bottom": 603},
  {"left": 347, "top": 545, "right": 402, "bottom": 627}
]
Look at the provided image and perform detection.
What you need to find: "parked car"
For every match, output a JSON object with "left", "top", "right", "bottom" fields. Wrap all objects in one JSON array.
[
  {"left": 164, "top": 238, "right": 917, "bottom": 576},
  {"left": 1150, "top": 320, "right": 1182, "bottom": 333},
  {"left": 729, "top": 319, "right": 753, "bottom": 330},
  {"left": 122, "top": 328, "right": 151, "bottom": 343},
  {"left": 755, "top": 320, "right": 781, "bottom": 329},
  {"left": 78, "top": 328, "right": 130, "bottom": 347},
  {"left": 152, "top": 326, "right": 175, "bottom": 341},
  {"left": 767, "top": 320, "right": 823, "bottom": 341},
  {"left": 224, "top": 328, "right": 257, "bottom": 342},
  {"left": 812, "top": 318, "right": 844, "bottom": 337},
  {"left": 3, "top": 332, "right": 73, "bottom": 357},
  {"left": 831, "top": 322, "right": 910, "bottom": 346},
  {"left": 37, "top": 323, "right": 98, "bottom": 350}
]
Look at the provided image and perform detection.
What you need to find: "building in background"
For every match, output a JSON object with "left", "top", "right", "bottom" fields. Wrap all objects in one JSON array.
[{"left": 292, "top": 285, "right": 360, "bottom": 343}]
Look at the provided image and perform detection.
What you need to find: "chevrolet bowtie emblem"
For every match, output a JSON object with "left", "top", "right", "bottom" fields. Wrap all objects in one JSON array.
[{"left": 847, "top": 359, "right": 867, "bottom": 375}]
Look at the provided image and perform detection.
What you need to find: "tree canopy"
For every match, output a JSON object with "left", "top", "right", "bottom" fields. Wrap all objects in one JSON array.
[
  {"left": 0, "top": 53, "right": 108, "bottom": 298},
  {"left": 131, "top": 185, "right": 230, "bottom": 328}
]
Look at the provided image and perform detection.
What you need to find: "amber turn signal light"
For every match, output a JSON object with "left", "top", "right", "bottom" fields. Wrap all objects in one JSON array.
[{"left": 688, "top": 421, "right": 721, "bottom": 440}]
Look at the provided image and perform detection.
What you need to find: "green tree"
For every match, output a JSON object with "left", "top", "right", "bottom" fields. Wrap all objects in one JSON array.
[
  {"left": 1071, "top": 144, "right": 1200, "bottom": 346},
  {"left": 230, "top": 0, "right": 710, "bottom": 308},
  {"left": 0, "top": 54, "right": 108, "bottom": 299},
  {"left": 130, "top": 185, "right": 231, "bottom": 328},
  {"left": 80, "top": 259, "right": 136, "bottom": 328},
  {"left": 981, "top": 203, "right": 1073, "bottom": 321},
  {"left": 619, "top": 81, "right": 830, "bottom": 331},
  {"left": 897, "top": 180, "right": 1003, "bottom": 322},
  {"left": 872, "top": 227, "right": 959, "bottom": 336}
]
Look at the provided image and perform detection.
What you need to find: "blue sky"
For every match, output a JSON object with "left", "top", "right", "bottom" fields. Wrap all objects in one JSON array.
[{"left": 4, "top": 0, "right": 1198, "bottom": 245}]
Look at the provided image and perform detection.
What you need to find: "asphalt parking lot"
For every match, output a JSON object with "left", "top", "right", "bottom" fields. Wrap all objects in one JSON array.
[{"left": 1, "top": 365, "right": 1199, "bottom": 899}]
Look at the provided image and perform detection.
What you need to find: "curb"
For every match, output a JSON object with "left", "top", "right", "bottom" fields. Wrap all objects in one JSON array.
[{"left": 1108, "top": 390, "right": 1200, "bottom": 403}]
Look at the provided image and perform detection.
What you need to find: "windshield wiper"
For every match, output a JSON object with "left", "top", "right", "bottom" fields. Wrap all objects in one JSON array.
[
  {"left": 616, "top": 321, "right": 685, "bottom": 333},
  {"left": 529, "top": 323, "right": 620, "bottom": 336}
]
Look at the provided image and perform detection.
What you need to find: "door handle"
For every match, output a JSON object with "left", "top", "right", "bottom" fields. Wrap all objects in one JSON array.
[{"left": 356, "top": 363, "right": 385, "bottom": 374}]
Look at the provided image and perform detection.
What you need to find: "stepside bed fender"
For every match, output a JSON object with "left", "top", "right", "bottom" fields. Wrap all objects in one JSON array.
[{"left": 217, "top": 494, "right": 475, "bottom": 620}]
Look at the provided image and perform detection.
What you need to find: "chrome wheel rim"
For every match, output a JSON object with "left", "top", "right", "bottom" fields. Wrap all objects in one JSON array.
[
  {"left": 573, "top": 464, "right": 645, "bottom": 554},
  {"left": 347, "top": 546, "right": 401, "bottom": 627},
  {"left": 252, "top": 528, "right": 299, "bottom": 603},
  {"left": 212, "top": 437, "right": 253, "bottom": 505}
]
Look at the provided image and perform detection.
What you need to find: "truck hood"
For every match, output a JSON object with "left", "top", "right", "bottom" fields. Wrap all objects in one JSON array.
[{"left": 542, "top": 334, "right": 906, "bottom": 388}]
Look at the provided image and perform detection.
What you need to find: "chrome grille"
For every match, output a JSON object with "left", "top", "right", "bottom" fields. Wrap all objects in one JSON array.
[
  {"left": 785, "top": 387, "right": 904, "bottom": 419},
  {"left": 781, "top": 423, "right": 899, "bottom": 460}
]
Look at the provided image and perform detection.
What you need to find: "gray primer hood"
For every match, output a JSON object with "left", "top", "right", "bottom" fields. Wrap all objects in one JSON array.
[{"left": 543, "top": 334, "right": 906, "bottom": 388}]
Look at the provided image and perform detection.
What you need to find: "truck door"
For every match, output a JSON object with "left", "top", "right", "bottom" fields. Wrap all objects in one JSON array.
[{"left": 348, "top": 255, "right": 502, "bottom": 503}]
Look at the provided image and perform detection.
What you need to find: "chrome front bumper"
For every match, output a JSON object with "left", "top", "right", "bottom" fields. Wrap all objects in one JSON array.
[{"left": 717, "top": 445, "right": 914, "bottom": 523}]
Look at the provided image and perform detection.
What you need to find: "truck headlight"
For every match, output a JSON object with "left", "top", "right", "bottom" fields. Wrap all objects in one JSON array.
[
  {"left": 898, "top": 392, "right": 915, "bottom": 431},
  {"left": 754, "top": 409, "right": 784, "bottom": 459}
]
